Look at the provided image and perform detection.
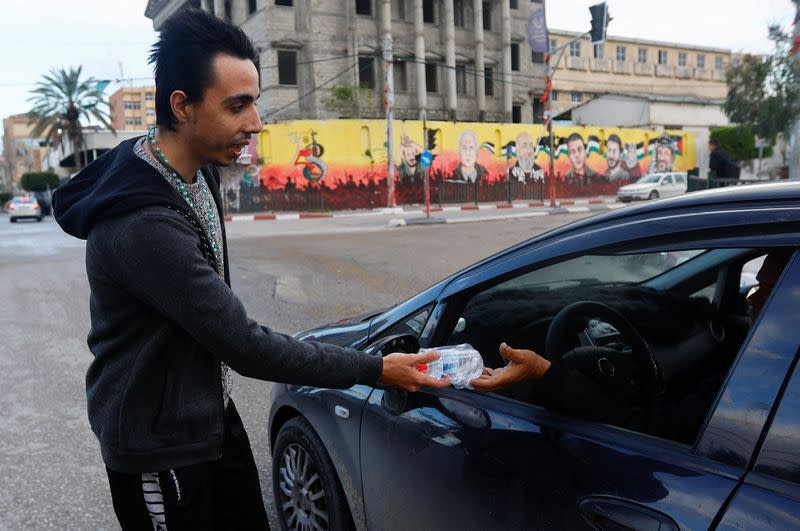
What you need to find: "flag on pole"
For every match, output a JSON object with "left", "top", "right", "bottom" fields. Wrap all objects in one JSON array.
[{"left": 527, "top": 5, "right": 549, "bottom": 54}]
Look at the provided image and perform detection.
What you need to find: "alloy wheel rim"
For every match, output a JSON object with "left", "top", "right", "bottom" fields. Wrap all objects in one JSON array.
[{"left": 278, "top": 442, "right": 329, "bottom": 531}]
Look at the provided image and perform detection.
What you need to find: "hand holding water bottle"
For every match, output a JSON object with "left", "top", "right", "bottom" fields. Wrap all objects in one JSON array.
[
  {"left": 380, "top": 350, "right": 453, "bottom": 392},
  {"left": 414, "top": 344, "right": 484, "bottom": 389}
]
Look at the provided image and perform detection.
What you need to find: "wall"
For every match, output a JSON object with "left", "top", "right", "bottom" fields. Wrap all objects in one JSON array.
[{"left": 221, "top": 119, "right": 697, "bottom": 210}]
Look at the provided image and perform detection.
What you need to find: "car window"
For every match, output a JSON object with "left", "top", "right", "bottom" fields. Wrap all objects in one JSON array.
[
  {"left": 675, "top": 174, "right": 687, "bottom": 184},
  {"left": 661, "top": 175, "right": 674, "bottom": 184},
  {"left": 753, "top": 358, "right": 800, "bottom": 485},
  {"left": 444, "top": 247, "right": 765, "bottom": 446},
  {"left": 383, "top": 306, "right": 431, "bottom": 340}
]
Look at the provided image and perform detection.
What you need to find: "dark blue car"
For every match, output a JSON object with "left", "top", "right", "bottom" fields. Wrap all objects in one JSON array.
[{"left": 269, "top": 182, "right": 800, "bottom": 531}]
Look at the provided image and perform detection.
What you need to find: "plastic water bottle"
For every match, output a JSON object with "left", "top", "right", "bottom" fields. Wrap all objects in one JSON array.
[{"left": 415, "top": 344, "right": 484, "bottom": 389}]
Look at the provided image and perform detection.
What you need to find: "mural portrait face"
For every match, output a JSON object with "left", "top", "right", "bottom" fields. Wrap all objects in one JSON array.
[
  {"left": 516, "top": 131, "right": 536, "bottom": 166},
  {"left": 606, "top": 139, "right": 622, "bottom": 170},
  {"left": 623, "top": 143, "right": 638, "bottom": 168},
  {"left": 567, "top": 138, "right": 586, "bottom": 172},
  {"left": 400, "top": 134, "right": 421, "bottom": 168},
  {"left": 656, "top": 144, "right": 674, "bottom": 172},
  {"left": 458, "top": 132, "right": 478, "bottom": 169}
]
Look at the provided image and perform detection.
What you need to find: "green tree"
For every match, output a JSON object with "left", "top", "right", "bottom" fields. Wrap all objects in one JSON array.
[
  {"left": 321, "top": 84, "right": 376, "bottom": 118},
  {"left": 710, "top": 126, "right": 773, "bottom": 160},
  {"left": 724, "top": 26, "right": 800, "bottom": 164},
  {"left": 20, "top": 171, "right": 60, "bottom": 192},
  {"left": 27, "top": 66, "right": 112, "bottom": 171}
]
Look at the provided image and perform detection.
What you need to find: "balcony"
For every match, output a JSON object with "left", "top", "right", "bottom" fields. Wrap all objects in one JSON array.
[
  {"left": 590, "top": 58, "right": 612, "bottom": 72},
  {"left": 566, "top": 56, "right": 588, "bottom": 70},
  {"left": 634, "top": 62, "right": 654, "bottom": 76},
  {"left": 655, "top": 64, "right": 673, "bottom": 77},
  {"left": 613, "top": 61, "right": 633, "bottom": 74},
  {"left": 675, "top": 66, "right": 693, "bottom": 79}
]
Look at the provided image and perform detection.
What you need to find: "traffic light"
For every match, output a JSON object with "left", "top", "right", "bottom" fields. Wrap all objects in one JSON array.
[{"left": 589, "top": 2, "right": 609, "bottom": 44}]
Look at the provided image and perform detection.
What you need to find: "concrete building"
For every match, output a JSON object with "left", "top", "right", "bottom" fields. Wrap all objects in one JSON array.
[
  {"left": 52, "top": 127, "right": 144, "bottom": 178},
  {"left": 548, "top": 29, "right": 734, "bottom": 118},
  {"left": 570, "top": 93, "right": 730, "bottom": 178},
  {"left": 144, "top": 0, "right": 548, "bottom": 123},
  {"left": 2, "top": 114, "right": 51, "bottom": 188},
  {"left": 109, "top": 86, "right": 157, "bottom": 130}
]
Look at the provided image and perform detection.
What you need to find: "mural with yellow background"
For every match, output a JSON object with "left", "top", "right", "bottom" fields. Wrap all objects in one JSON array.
[{"left": 255, "top": 120, "right": 696, "bottom": 208}]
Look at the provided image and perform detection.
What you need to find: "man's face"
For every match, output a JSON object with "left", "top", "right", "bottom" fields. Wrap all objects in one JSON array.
[
  {"left": 182, "top": 53, "right": 263, "bottom": 166},
  {"left": 516, "top": 133, "right": 535, "bottom": 162},
  {"left": 568, "top": 140, "right": 585, "bottom": 171},
  {"left": 400, "top": 135, "right": 418, "bottom": 167},
  {"left": 606, "top": 141, "right": 621, "bottom": 169},
  {"left": 656, "top": 145, "right": 673, "bottom": 172},
  {"left": 746, "top": 253, "right": 790, "bottom": 322},
  {"left": 459, "top": 135, "right": 477, "bottom": 168}
]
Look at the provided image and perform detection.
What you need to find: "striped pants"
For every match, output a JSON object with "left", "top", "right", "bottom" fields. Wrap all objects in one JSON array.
[{"left": 105, "top": 400, "right": 269, "bottom": 530}]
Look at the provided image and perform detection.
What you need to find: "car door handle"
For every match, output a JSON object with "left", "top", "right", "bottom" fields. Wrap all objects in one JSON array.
[{"left": 578, "top": 497, "right": 679, "bottom": 531}]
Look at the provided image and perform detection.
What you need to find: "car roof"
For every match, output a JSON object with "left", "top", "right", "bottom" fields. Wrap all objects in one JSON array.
[{"left": 457, "top": 182, "right": 800, "bottom": 277}]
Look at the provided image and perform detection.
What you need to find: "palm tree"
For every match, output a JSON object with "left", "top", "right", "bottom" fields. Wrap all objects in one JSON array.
[{"left": 27, "top": 66, "right": 112, "bottom": 171}]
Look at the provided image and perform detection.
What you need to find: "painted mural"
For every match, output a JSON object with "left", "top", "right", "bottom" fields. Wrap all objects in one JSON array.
[{"left": 222, "top": 120, "right": 697, "bottom": 211}]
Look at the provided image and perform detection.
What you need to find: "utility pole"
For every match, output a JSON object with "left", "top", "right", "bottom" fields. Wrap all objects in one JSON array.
[{"left": 382, "top": 0, "right": 396, "bottom": 207}]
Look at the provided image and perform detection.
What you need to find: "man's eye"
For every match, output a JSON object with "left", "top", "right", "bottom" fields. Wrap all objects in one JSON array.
[{"left": 231, "top": 106, "right": 244, "bottom": 113}]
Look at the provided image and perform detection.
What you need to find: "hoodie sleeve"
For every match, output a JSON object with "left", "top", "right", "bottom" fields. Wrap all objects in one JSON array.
[{"left": 110, "top": 208, "right": 383, "bottom": 388}]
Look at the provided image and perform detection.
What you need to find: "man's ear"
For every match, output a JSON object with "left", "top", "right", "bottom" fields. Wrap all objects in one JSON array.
[{"left": 170, "top": 90, "right": 192, "bottom": 125}]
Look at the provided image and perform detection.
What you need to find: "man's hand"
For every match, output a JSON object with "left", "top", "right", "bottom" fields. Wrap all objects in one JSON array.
[
  {"left": 470, "top": 342, "right": 551, "bottom": 393},
  {"left": 379, "top": 351, "right": 452, "bottom": 392}
]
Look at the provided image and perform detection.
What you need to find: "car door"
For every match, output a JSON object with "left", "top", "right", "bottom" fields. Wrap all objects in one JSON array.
[
  {"left": 714, "top": 254, "right": 800, "bottom": 530},
  {"left": 660, "top": 174, "right": 676, "bottom": 197},
  {"left": 359, "top": 248, "right": 799, "bottom": 530}
]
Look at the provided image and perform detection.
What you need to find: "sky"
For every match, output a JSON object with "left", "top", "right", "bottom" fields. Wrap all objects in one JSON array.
[{"left": 0, "top": 0, "right": 797, "bottom": 145}]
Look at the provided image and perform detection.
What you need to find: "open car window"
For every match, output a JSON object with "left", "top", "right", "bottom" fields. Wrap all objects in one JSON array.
[{"left": 444, "top": 247, "right": 779, "bottom": 446}]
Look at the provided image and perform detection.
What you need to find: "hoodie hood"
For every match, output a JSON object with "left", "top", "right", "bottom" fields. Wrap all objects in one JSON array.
[{"left": 53, "top": 137, "right": 191, "bottom": 240}]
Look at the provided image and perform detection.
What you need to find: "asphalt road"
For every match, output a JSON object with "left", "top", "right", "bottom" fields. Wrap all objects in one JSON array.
[{"left": 0, "top": 210, "right": 592, "bottom": 530}]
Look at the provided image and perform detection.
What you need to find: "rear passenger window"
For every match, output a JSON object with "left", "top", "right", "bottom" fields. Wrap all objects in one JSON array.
[
  {"left": 754, "top": 363, "right": 800, "bottom": 484},
  {"left": 662, "top": 175, "right": 674, "bottom": 184}
]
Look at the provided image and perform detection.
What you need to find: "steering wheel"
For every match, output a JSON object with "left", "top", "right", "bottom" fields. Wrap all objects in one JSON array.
[{"left": 545, "top": 301, "right": 664, "bottom": 401}]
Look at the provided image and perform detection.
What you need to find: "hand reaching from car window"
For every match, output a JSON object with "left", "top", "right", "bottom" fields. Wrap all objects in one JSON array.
[
  {"left": 471, "top": 343, "right": 551, "bottom": 393},
  {"left": 379, "top": 351, "right": 452, "bottom": 392}
]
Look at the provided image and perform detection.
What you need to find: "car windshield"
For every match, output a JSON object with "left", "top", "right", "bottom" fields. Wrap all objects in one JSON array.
[
  {"left": 636, "top": 175, "right": 662, "bottom": 184},
  {"left": 12, "top": 197, "right": 33, "bottom": 203}
]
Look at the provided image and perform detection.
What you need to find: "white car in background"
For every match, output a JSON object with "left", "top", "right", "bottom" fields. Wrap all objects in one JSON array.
[
  {"left": 8, "top": 196, "right": 42, "bottom": 222},
  {"left": 618, "top": 172, "right": 688, "bottom": 202}
]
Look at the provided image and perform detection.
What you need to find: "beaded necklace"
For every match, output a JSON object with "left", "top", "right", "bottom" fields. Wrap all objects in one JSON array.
[{"left": 146, "top": 127, "right": 219, "bottom": 254}]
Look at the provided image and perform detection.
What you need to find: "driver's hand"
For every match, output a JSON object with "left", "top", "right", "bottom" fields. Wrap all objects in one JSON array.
[
  {"left": 379, "top": 351, "right": 452, "bottom": 392},
  {"left": 471, "top": 343, "right": 551, "bottom": 393}
]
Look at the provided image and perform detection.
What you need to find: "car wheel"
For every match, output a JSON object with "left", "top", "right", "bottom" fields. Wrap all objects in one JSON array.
[
  {"left": 37, "top": 216, "right": 42, "bottom": 222},
  {"left": 10, "top": 218, "right": 16, "bottom": 223},
  {"left": 273, "top": 417, "right": 354, "bottom": 531},
  {"left": 648, "top": 190, "right": 660, "bottom": 200}
]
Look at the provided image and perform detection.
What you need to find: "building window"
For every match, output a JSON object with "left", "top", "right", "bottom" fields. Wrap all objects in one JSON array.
[
  {"left": 456, "top": 65, "right": 467, "bottom": 95},
  {"left": 551, "top": 90, "right": 558, "bottom": 101},
  {"left": 123, "top": 101, "right": 141, "bottom": 110},
  {"left": 482, "top": 1, "right": 491, "bottom": 30},
  {"left": 616, "top": 46, "right": 626, "bottom": 61},
  {"left": 531, "top": 51, "right": 544, "bottom": 63},
  {"left": 697, "top": 54, "right": 705, "bottom": 69},
  {"left": 658, "top": 50, "right": 667, "bottom": 65},
  {"left": 145, "top": 92, "right": 154, "bottom": 101},
  {"left": 453, "top": 0, "right": 464, "bottom": 26},
  {"left": 393, "top": 60, "right": 407, "bottom": 91},
  {"left": 511, "top": 43, "right": 520, "bottom": 71},
  {"left": 359, "top": 57, "right": 375, "bottom": 89},
  {"left": 569, "top": 41, "right": 581, "bottom": 57},
  {"left": 484, "top": 67, "right": 494, "bottom": 96},
  {"left": 512, "top": 105, "right": 521, "bottom": 123},
  {"left": 678, "top": 52, "right": 686, "bottom": 66},
  {"left": 715, "top": 56, "right": 724, "bottom": 70},
  {"left": 355, "top": 0, "right": 371, "bottom": 15},
  {"left": 571, "top": 91, "right": 582, "bottom": 103},
  {"left": 549, "top": 39, "right": 557, "bottom": 54},
  {"left": 638, "top": 47, "right": 647, "bottom": 63},
  {"left": 277, "top": 50, "right": 297, "bottom": 85},
  {"left": 423, "top": 0, "right": 434, "bottom": 23},
  {"left": 391, "top": 0, "right": 404, "bottom": 19},
  {"left": 425, "top": 63, "right": 438, "bottom": 93},
  {"left": 275, "top": 0, "right": 292, "bottom": 5},
  {"left": 248, "top": 0, "right": 257, "bottom": 13},
  {"left": 593, "top": 43, "right": 604, "bottom": 59},
  {"left": 510, "top": 0, "right": 519, "bottom": 8}
]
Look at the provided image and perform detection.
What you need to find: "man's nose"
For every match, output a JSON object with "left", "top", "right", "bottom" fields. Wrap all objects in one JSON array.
[{"left": 245, "top": 106, "right": 262, "bottom": 135}]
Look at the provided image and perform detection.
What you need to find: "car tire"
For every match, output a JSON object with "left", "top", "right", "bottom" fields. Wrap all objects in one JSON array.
[
  {"left": 10, "top": 218, "right": 16, "bottom": 223},
  {"left": 273, "top": 416, "right": 354, "bottom": 531},
  {"left": 37, "top": 216, "right": 42, "bottom": 222},
  {"left": 648, "top": 190, "right": 660, "bottom": 200}
]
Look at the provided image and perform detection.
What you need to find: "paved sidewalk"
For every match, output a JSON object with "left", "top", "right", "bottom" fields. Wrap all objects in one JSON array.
[{"left": 223, "top": 195, "right": 622, "bottom": 223}]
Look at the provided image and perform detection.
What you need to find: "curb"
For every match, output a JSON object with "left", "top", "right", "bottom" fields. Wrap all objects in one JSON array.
[
  {"left": 223, "top": 197, "right": 619, "bottom": 223},
  {"left": 388, "top": 202, "right": 626, "bottom": 227}
]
